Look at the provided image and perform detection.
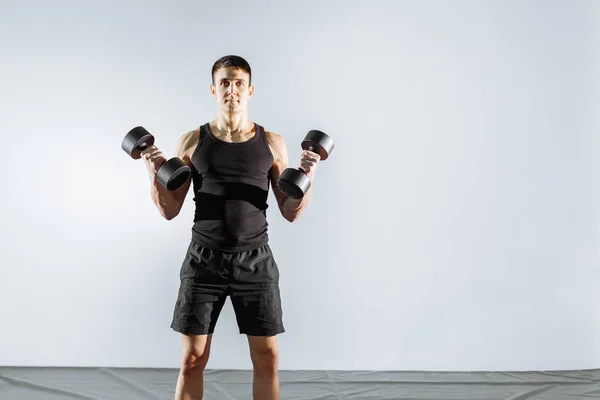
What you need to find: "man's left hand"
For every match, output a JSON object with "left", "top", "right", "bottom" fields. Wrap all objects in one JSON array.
[{"left": 299, "top": 150, "right": 320, "bottom": 181}]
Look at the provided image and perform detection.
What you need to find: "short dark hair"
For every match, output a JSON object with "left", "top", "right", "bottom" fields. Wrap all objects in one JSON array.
[{"left": 211, "top": 55, "right": 252, "bottom": 85}]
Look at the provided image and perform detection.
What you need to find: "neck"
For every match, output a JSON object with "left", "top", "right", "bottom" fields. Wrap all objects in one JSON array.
[{"left": 215, "top": 111, "right": 251, "bottom": 134}]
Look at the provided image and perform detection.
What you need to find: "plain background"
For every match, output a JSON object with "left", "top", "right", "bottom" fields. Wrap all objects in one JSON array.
[{"left": 1, "top": 0, "right": 598, "bottom": 372}]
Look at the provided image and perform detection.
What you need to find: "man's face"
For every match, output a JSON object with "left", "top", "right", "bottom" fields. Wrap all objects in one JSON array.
[{"left": 211, "top": 67, "right": 253, "bottom": 114}]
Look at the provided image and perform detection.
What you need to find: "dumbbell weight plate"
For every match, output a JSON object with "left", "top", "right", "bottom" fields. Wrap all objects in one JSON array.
[
  {"left": 302, "top": 130, "right": 334, "bottom": 161},
  {"left": 122, "top": 126, "right": 155, "bottom": 159},
  {"left": 157, "top": 158, "right": 192, "bottom": 191},
  {"left": 277, "top": 168, "right": 311, "bottom": 199}
]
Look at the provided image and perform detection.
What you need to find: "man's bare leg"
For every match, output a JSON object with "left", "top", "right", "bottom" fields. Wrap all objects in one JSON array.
[
  {"left": 248, "top": 335, "right": 280, "bottom": 400},
  {"left": 175, "top": 334, "right": 212, "bottom": 400}
]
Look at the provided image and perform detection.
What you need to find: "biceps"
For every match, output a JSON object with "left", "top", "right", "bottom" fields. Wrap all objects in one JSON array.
[
  {"left": 173, "top": 161, "right": 193, "bottom": 203},
  {"left": 270, "top": 168, "right": 287, "bottom": 207}
]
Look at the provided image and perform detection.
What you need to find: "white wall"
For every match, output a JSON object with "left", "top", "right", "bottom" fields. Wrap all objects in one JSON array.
[{"left": 1, "top": 0, "right": 599, "bottom": 372}]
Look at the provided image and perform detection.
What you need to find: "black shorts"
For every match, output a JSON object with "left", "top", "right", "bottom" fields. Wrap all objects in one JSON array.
[{"left": 170, "top": 241, "right": 285, "bottom": 336}]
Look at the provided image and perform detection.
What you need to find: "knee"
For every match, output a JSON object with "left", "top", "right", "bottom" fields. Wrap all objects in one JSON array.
[
  {"left": 181, "top": 345, "right": 210, "bottom": 376},
  {"left": 251, "top": 345, "right": 279, "bottom": 377}
]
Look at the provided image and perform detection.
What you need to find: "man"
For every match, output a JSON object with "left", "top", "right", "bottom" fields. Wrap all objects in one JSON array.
[{"left": 141, "top": 55, "right": 320, "bottom": 400}]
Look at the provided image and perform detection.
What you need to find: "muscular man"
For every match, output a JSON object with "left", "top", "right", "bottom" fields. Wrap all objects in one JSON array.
[{"left": 141, "top": 55, "right": 320, "bottom": 400}]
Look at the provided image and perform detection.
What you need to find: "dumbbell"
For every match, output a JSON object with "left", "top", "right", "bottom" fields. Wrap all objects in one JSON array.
[
  {"left": 276, "top": 130, "right": 334, "bottom": 199},
  {"left": 121, "top": 126, "right": 191, "bottom": 191}
]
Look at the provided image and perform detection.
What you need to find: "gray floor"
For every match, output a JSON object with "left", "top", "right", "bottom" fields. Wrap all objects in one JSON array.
[{"left": 1, "top": 367, "right": 600, "bottom": 399}]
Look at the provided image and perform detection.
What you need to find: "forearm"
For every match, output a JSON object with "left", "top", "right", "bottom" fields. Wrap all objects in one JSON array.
[
  {"left": 150, "top": 177, "right": 182, "bottom": 219},
  {"left": 282, "top": 186, "right": 313, "bottom": 222}
]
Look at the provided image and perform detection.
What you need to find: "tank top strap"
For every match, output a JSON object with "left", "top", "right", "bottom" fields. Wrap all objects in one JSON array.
[{"left": 255, "top": 123, "right": 275, "bottom": 159}]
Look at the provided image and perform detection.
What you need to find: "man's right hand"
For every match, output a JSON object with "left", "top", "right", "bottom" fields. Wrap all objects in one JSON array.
[{"left": 141, "top": 146, "right": 167, "bottom": 180}]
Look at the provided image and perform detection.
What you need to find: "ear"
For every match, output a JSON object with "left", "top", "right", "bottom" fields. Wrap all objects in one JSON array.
[
  {"left": 248, "top": 84, "right": 255, "bottom": 98},
  {"left": 209, "top": 84, "right": 216, "bottom": 98}
]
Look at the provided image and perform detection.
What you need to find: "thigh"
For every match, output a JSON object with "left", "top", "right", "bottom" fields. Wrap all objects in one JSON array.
[
  {"left": 171, "top": 242, "right": 229, "bottom": 335},
  {"left": 229, "top": 245, "right": 285, "bottom": 336}
]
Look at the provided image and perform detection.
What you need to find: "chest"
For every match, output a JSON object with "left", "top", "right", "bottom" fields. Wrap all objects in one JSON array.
[{"left": 192, "top": 139, "right": 274, "bottom": 176}]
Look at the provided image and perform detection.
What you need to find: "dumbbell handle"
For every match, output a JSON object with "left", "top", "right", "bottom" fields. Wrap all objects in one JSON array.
[
  {"left": 297, "top": 146, "right": 315, "bottom": 174},
  {"left": 140, "top": 145, "right": 158, "bottom": 157}
]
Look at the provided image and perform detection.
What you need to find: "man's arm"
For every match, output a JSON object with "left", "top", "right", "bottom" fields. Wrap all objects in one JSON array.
[
  {"left": 267, "top": 131, "right": 320, "bottom": 222},
  {"left": 143, "top": 129, "right": 198, "bottom": 220}
]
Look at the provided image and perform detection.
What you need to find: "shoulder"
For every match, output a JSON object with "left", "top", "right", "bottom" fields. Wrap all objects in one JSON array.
[
  {"left": 263, "top": 129, "right": 288, "bottom": 160},
  {"left": 175, "top": 128, "right": 201, "bottom": 159}
]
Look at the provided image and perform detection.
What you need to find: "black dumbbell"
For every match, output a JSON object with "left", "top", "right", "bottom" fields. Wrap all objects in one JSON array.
[
  {"left": 121, "top": 126, "right": 191, "bottom": 191},
  {"left": 276, "top": 130, "right": 334, "bottom": 199}
]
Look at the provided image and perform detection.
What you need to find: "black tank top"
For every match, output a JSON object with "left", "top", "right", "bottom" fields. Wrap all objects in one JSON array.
[{"left": 189, "top": 122, "right": 274, "bottom": 252}]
